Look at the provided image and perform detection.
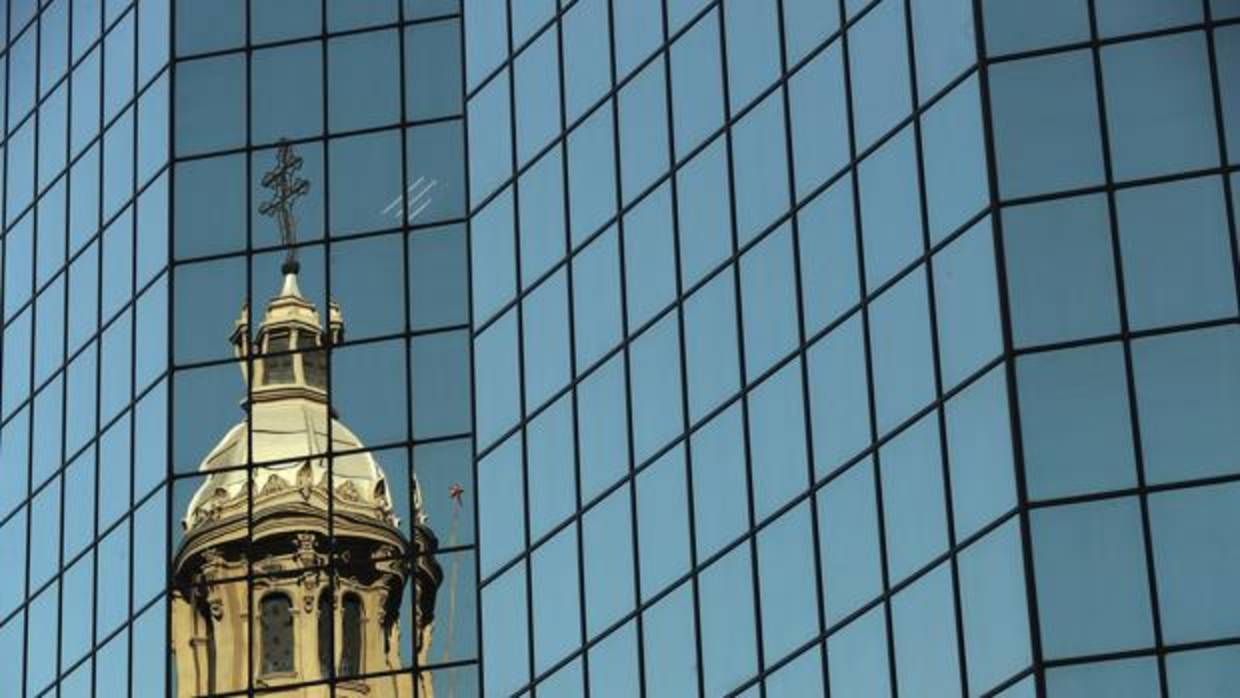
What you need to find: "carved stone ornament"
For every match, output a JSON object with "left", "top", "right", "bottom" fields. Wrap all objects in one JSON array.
[
  {"left": 259, "top": 472, "right": 289, "bottom": 496},
  {"left": 296, "top": 461, "right": 315, "bottom": 501},
  {"left": 335, "top": 479, "right": 361, "bottom": 502}
]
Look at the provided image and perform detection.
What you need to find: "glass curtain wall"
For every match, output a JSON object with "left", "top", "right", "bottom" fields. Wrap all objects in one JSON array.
[{"left": 466, "top": 0, "right": 1240, "bottom": 696}]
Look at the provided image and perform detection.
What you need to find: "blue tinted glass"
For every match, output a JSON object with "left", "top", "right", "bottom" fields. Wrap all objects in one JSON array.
[
  {"left": 960, "top": 520, "right": 1031, "bottom": 694},
  {"left": 329, "top": 30, "right": 401, "bottom": 131},
  {"left": 474, "top": 310, "right": 520, "bottom": 449},
  {"left": 741, "top": 224, "right": 798, "bottom": 380},
  {"left": 563, "top": 0, "right": 610, "bottom": 123},
  {"left": 758, "top": 504, "right": 818, "bottom": 660},
  {"left": 934, "top": 217, "right": 1001, "bottom": 388},
  {"left": 523, "top": 271, "right": 571, "bottom": 411},
  {"left": 527, "top": 397, "right": 575, "bottom": 539},
  {"left": 990, "top": 50, "right": 1104, "bottom": 199},
  {"left": 572, "top": 226, "right": 623, "bottom": 369},
  {"left": 1096, "top": 0, "right": 1200, "bottom": 36},
  {"left": 252, "top": 43, "right": 322, "bottom": 145},
  {"left": 783, "top": 0, "right": 839, "bottom": 65},
  {"left": 636, "top": 447, "right": 691, "bottom": 598},
  {"left": 789, "top": 43, "right": 849, "bottom": 202},
  {"left": 644, "top": 584, "right": 698, "bottom": 698},
  {"left": 1166, "top": 645, "right": 1240, "bottom": 697},
  {"left": 27, "top": 584, "right": 57, "bottom": 694},
  {"left": 911, "top": 0, "right": 975, "bottom": 99},
  {"left": 1018, "top": 343, "right": 1137, "bottom": 500},
  {"left": 464, "top": 0, "right": 507, "bottom": 90},
  {"left": 947, "top": 369, "right": 1017, "bottom": 536},
  {"left": 819, "top": 459, "right": 883, "bottom": 623},
  {"left": 828, "top": 606, "right": 892, "bottom": 698},
  {"left": 1116, "top": 176, "right": 1236, "bottom": 331},
  {"left": 630, "top": 315, "right": 683, "bottom": 464},
  {"left": 1102, "top": 33, "right": 1218, "bottom": 180},
  {"left": 1002, "top": 193, "right": 1120, "bottom": 347},
  {"left": 723, "top": 0, "right": 780, "bottom": 112},
  {"left": 690, "top": 405, "right": 748, "bottom": 559},
  {"left": 1045, "top": 658, "right": 1160, "bottom": 698},
  {"left": 880, "top": 412, "right": 948, "bottom": 582},
  {"left": 405, "top": 18, "right": 463, "bottom": 122},
  {"left": 583, "top": 485, "right": 636, "bottom": 636},
  {"left": 532, "top": 525, "right": 580, "bottom": 672},
  {"left": 176, "top": 0, "right": 243, "bottom": 55},
  {"left": 1132, "top": 326, "right": 1240, "bottom": 485},
  {"left": 982, "top": 0, "right": 1088, "bottom": 55},
  {"left": 619, "top": 59, "right": 669, "bottom": 204},
  {"left": 1218, "top": 27, "right": 1240, "bottom": 165},
  {"left": 518, "top": 148, "right": 567, "bottom": 287},
  {"left": 701, "top": 546, "right": 758, "bottom": 695},
  {"left": 892, "top": 563, "right": 963, "bottom": 698},
  {"left": 613, "top": 0, "right": 660, "bottom": 80},
  {"left": 471, "top": 188, "right": 516, "bottom": 322},
  {"left": 1032, "top": 498, "right": 1154, "bottom": 658},
  {"left": 589, "top": 622, "right": 640, "bottom": 697},
  {"left": 515, "top": 29, "right": 561, "bottom": 166},
  {"left": 330, "top": 130, "right": 403, "bottom": 235},
  {"left": 685, "top": 273, "right": 740, "bottom": 421},
  {"left": 733, "top": 92, "right": 789, "bottom": 244},
  {"left": 251, "top": 0, "right": 320, "bottom": 43},
  {"left": 671, "top": 9, "right": 724, "bottom": 159},
  {"left": 871, "top": 268, "right": 935, "bottom": 434},
  {"left": 623, "top": 184, "right": 676, "bottom": 329},
  {"left": 922, "top": 76, "right": 987, "bottom": 243},
  {"left": 848, "top": 0, "right": 911, "bottom": 150},
  {"left": 860, "top": 126, "right": 922, "bottom": 289},
  {"left": 808, "top": 316, "right": 871, "bottom": 476},
  {"left": 578, "top": 355, "right": 629, "bottom": 501},
  {"left": 30, "top": 483, "right": 60, "bottom": 588},
  {"left": 174, "top": 54, "right": 244, "bottom": 156},
  {"left": 766, "top": 646, "right": 825, "bottom": 697},
  {"left": 468, "top": 72, "right": 512, "bottom": 206},
  {"left": 511, "top": 0, "right": 553, "bottom": 45},
  {"left": 798, "top": 178, "right": 859, "bottom": 336},
  {"left": 1149, "top": 482, "right": 1240, "bottom": 643},
  {"left": 0, "top": 510, "right": 26, "bottom": 615},
  {"left": 103, "top": 13, "right": 135, "bottom": 122},
  {"left": 2, "top": 313, "right": 32, "bottom": 418},
  {"left": 749, "top": 361, "right": 809, "bottom": 519},
  {"left": 676, "top": 141, "right": 732, "bottom": 287},
  {"left": 482, "top": 563, "right": 529, "bottom": 696},
  {"left": 568, "top": 104, "right": 617, "bottom": 246}
]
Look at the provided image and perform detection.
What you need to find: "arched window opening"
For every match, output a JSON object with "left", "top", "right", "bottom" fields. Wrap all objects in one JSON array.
[
  {"left": 260, "top": 593, "right": 295, "bottom": 675},
  {"left": 317, "top": 590, "right": 333, "bottom": 680},
  {"left": 264, "top": 331, "right": 294, "bottom": 384},
  {"left": 340, "top": 594, "right": 363, "bottom": 677}
]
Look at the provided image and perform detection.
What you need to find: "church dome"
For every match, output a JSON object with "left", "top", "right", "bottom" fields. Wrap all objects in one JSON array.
[{"left": 178, "top": 270, "right": 424, "bottom": 552}]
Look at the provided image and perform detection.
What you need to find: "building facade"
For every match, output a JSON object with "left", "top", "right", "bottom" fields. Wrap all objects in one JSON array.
[{"left": 0, "top": 0, "right": 1239, "bottom": 697}]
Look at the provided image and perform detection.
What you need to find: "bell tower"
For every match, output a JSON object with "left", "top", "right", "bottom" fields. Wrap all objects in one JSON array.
[{"left": 169, "top": 143, "right": 443, "bottom": 696}]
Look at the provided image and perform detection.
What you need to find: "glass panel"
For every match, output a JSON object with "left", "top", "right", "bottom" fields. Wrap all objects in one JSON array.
[
  {"left": 518, "top": 148, "right": 566, "bottom": 288},
  {"left": 1095, "top": 0, "right": 1200, "bottom": 36},
  {"left": 892, "top": 563, "right": 963, "bottom": 698},
  {"left": 578, "top": 354, "right": 629, "bottom": 501},
  {"left": 828, "top": 606, "right": 892, "bottom": 698},
  {"left": 567, "top": 103, "right": 617, "bottom": 247},
  {"left": 532, "top": 525, "right": 580, "bottom": 673},
  {"left": 328, "top": 29, "right": 401, "bottom": 132},
  {"left": 481, "top": 562, "right": 529, "bottom": 696},
  {"left": 467, "top": 70, "right": 512, "bottom": 206},
  {"left": 911, "top": 0, "right": 975, "bottom": 99},
  {"left": 945, "top": 367, "right": 1016, "bottom": 537},
  {"left": 474, "top": 309, "right": 520, "bottom": 449},
  {"left": 808, "top": 315, "right": 871, "bottom": 476},
  {"left": 922, "top": 76, "right": 987, "bottom": 243},
  {"left": 960, "top": 519, "right": 1031, "bottom": 695},
  {"left": 1116, "top": 175, "right": 1236, "bottom": 331},
  {"left": 528, "top": 397, "right": 575, "bottom": 540},
  {"left": 563, "top": 0, "right": 610, "bottom": 124},
  {"left": 1002, "top": 193, "right": 1120, "bottom": 347},
  {"left": 758, "top": 504, "right": 818, "bottom": 660},
  {"left": 1020, "top": 342, "right": 1137, "bottom": 499},
  {"left": 174, "top": 54, "right": 245, "bottom": 156},
  {"left": 1032, "top": 498, "right": 1155, "bottom": 658},
  {"left": 741, "top": 224, "right": 799, "bottom": 381},
  {"left": 789, "top": 42, "right": 849, "bottom": 202},
  {"left": 636, "top": 446, "right": 691, "bottom": 599},
  {"left": 690, "top": 404, "right": 748, "bottom": 560},
  {"left": 732, "top": 92, "right": 789, "bottom": 245},
  {"left": 848, "top": 0, "right": 911, "bottom": 150},
  {"left": 880, "top": 412, "right": 948, "bottom": 583},
  {"left": 676, "top": 140, "right": 732, "bottom": 287},
  {"left": 860, "top": 125, "right": 922, "bottom": 290},
  {"left": 798, "top": 178, "right": 859, "bottom": 336},
  {"left": 514, "top": 29, "right": 560, "bottom": 167},
  {"left": 983, "top": 0, "right": 1089, "bottom": 56},
  {"left": 618, "top": 59, "right": 669, "bottom": 205},
  {"left": 1132, "top": 326, "right": 1240, "bottom": 485},
  {"left": 748, "top": 361, "right": 808, "bottom": 519},
  {"left": 870, "top": 268, "right": 935, "bottom": 434},
  {"left": 700, "top": 546, "right": 758, "bottom": 696},
  {"left": 623, "top": 184, "right": 676, "bottom": 330},
  {"left": 723, "top": 0, "right": 779, "bottom": 112},
  {"left": 629, "top": 315, "right": 683, "bottom": 464},
  {"left": 478, "top": 433, "right": 524, "bottom": 577},
  {"left": 644, "top": 583, "right": 698, "bottom": 698},
  {"left": 1045, "top": 657, "right": 1160, "bottom": 698},
  {"left": 990, "top": 50, "right": 1104, "bottom": 199},
  {"left": 252, "top": 42, "right": 323, "bottom": 145},
  {"left": 1101, "top": 33, "right": 1218, "bottom": 181},
  {"left": 1149, "top": 482, "right": 1240, "bottom": 643},
  {"left": 572, "top": 225, "right": 623, "bottom": 370},
  {"left": 933, "top": 216, "right": 1001, "bottom": 388},
  {"left": 819, "top": 458, "right": 883, "bottom": 624},
  {"left": 522, "top": 270, "right": 571, "bottom": 412},
  {"left": 582, "top": 485, "right": 635, "bottom": 637},
  {"left": 671, "top": 9, "right": 724, "bottom": 159},
  {"left": 1166, "top": 645, "right": 1240, "bottom": 697}
]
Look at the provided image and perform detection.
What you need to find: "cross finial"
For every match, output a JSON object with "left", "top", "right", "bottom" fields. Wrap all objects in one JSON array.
[{"left": 258, "top": 140, "right": 311, "bottom": 274}]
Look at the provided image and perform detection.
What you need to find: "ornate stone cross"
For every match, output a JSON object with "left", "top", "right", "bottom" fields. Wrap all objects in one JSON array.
[{"left": 259, "top": 140, "right": 311, "bottom": 274}]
